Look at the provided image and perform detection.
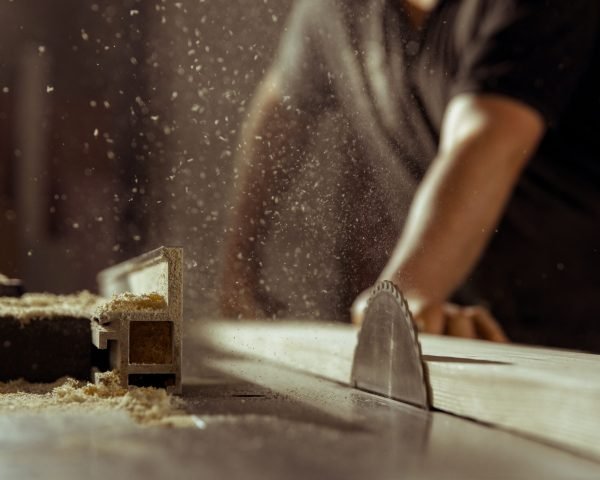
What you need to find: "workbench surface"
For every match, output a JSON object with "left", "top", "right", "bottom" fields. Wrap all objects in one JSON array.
[{"left": 1, "top": 332, "right": 599, "bottom": 480}]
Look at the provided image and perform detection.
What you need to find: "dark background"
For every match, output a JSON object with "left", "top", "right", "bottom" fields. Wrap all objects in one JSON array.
[{"left": 0, "top": 0, "right": 344, "bottom": 321}]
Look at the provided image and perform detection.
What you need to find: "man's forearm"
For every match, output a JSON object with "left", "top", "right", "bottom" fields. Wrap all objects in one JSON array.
[
  {"left": 223, "top": 76, "right": 309, "bottom": 287},
  {"left": 379, "top": 95, "right": 544, "bottom": 313},
  {"left": 379, "top": 148, "right": 522, "bottom": 309}
]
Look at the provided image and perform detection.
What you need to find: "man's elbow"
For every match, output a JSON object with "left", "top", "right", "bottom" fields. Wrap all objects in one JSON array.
[{"left": 441, "top": 93, "right": 545, "bottom": 171}]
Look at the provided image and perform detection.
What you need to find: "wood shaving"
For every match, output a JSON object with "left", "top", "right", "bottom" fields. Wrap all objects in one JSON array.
[
  {"left": 94, "top": 292, "right": 167, "bottom": 317},
  {"left": 0, "top": 371, "right": 184, "bottom": 424}
]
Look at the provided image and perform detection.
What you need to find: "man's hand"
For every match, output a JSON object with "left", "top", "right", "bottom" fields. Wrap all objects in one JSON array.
[
  {"left": 414, "top": 303, "right": 508, "bottom": 342},
  {"left": 351, "top": 288, "right": 508, "bottom": 342},
  {"left": 350, "top": 288, "right": 371, "bottom": 326}
]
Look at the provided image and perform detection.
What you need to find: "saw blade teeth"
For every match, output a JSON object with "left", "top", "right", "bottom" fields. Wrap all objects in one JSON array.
[
  {"left": 381, "top": 280, "right": 400, "bottom": 299},
  {"left": 370, "top": 280, "right": 417, "bottom": 329},
  {"left": 367, "top": 280, "right": 418, "bottom": 327}
]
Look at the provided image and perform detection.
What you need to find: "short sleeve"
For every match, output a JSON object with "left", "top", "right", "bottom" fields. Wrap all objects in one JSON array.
[
  {"left": 272, "top": 0, "right": 337, "bottom": 112},
  {"left": 450, "top": 1, "right": 599, "bottom": 127}
]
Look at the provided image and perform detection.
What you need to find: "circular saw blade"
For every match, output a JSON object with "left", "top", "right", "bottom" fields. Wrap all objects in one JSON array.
[{"left": 351, "top": 280, "right": 430, "bottom": 409}]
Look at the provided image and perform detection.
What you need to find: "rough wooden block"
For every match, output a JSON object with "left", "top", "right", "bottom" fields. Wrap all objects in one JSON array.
[
  {"left": 0, "top": 316, "right": 91, "bottom": 382},
  {"left": 0, "top": 275, "right": 24, "bottom": 298},
  {"left": 0, "top": 291, "right": 106, "bottom": 382}
]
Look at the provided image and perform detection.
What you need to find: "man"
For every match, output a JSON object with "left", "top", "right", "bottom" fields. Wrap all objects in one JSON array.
[{"left": 220, "top": 0, "right": 600, "bottom": 352}]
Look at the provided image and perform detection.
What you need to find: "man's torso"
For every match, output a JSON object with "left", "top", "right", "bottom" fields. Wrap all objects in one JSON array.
[{"left": 277, "top": 0, "right": 600, "bottom": 350}]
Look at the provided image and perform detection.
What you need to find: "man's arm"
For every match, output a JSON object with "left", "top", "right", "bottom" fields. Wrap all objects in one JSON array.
[
  {"left": 363, "top": 94, "right": 544, "bottom": 338},
  {"left": 220, "top": 71, "right": 311, "bottom": 318}
]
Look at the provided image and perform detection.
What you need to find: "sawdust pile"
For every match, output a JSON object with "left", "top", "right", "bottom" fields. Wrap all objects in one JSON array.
[
  {"left": 0, "top": 371, "right": 183, "bottom": 424},
  {"left": 0, "top": 291, "right": 101, "bottom": 325},
  {"left": 95, "top": 292, "right": 167, "bottom": 317},
  {"left": 0, "top": 291, "right": 167, "bottom": 326}
]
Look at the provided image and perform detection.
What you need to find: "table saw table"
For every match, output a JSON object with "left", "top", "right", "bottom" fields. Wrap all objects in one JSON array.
[{"left": 1, "top": 323, "right": 599, "bottom": 480}]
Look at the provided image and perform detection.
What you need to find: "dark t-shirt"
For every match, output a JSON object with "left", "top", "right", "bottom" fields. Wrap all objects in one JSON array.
[{"left": 273, "top": 0, "right": 600, "bottom": 351}]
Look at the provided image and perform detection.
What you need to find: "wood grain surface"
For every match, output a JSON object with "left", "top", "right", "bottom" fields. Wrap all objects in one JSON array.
[{"left": 196, "top": 320, "right": 600, "bottom": 460}]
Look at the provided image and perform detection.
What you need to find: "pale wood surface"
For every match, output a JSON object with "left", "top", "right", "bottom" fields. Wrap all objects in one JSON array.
[{"left": 195, "top": 320, "right": 600, "bottom": 461}]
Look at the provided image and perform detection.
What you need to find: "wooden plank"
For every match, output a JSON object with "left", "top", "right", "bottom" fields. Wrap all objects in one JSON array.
[{"left": 195, "top": 320, "right": 600, "bottom": 461}]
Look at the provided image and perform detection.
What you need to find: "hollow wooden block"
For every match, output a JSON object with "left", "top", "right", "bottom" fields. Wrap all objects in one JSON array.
[{"left": 92, "top": 247, "right": 183, "bottom": 394}]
